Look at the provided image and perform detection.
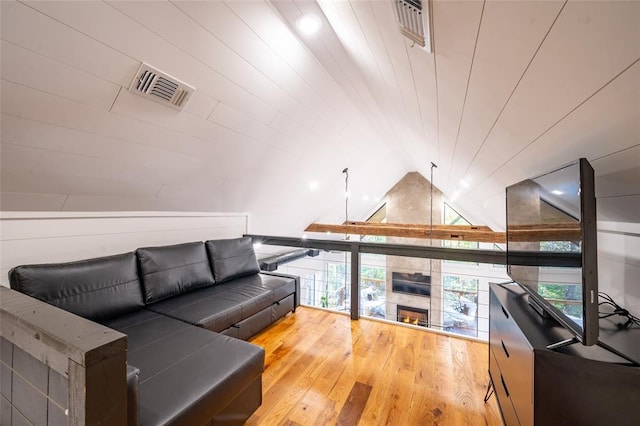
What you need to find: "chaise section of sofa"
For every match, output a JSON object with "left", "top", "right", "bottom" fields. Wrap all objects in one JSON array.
[
  {"left": 8, "top": 236, "right": 300, "bottom": 425},
  {"left": 103, "top": 309, "right": 264, "bottom": 425}
]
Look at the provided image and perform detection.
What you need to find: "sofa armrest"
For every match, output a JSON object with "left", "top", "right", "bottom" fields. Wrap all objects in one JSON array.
[
  {"left": 258, "top": 249, "right": 319, "bottom": 271},
  {"left": 126, "top": 364, "right": 140, "bottom": 426},
  {"left": 0, "top": 287, "right": 127, "bottom": 424},
  {"left": 259, "top": 271, "right": 301, "bottom": 308}
]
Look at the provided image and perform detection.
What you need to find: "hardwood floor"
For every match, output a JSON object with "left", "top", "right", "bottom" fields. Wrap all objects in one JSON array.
[{"left": 247, "top": 307, "right": 502, "bottom": 426}]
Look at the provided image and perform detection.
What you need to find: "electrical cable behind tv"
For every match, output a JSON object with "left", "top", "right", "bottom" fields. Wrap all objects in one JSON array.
[{"left": 598, "top": 292, "right": 640, "bottom": 328}]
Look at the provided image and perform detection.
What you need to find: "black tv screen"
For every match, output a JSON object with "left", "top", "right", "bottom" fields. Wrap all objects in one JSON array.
[
  {"left": 392, "top": 272, "right": 431, "bottom": 297},
  {"left": 506, "top": 158, "right": 599, "bottom": 346}
]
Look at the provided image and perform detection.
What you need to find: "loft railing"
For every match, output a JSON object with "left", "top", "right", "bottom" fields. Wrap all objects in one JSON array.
[{"left": 247, "top": 235, "right": 507, "bottom": 338}]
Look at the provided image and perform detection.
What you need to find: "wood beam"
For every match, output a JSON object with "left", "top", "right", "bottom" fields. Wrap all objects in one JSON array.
[
  {"left": 304, "top": 222, "right": 506, "bottom": 243},
  {"left": 507, "top": 223, "right": 581, "bottom": 242},
  {"left": 304, "top": 221, "right": 581, "bottom": 244},
  {"left": 346, "top": 221, "right": 494, "bottom": 232}
]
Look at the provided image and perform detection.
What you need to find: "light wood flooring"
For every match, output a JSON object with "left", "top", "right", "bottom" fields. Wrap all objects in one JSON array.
[{"left": 247, "top": 307, "right": 502, "bottom": 425}]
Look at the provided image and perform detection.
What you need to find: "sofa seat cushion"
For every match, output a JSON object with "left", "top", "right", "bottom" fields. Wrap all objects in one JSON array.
[
  {"left": 103, "top": 310, "right": 264, "bottom": 426},
  {"left": 137, "top": 242, "right": 215, "bottom": 304},
  {"left": 8, "top": 252, "right": 144, "bottom": 322},
  {"left": 257, "top": 273, "right": 297, "bottom": 302},
  {"left": 144, "top": 288, "right": 243, "bottom": 333},
  {"left": 146, "top": 273, "right": 296, "bottom": 333}
]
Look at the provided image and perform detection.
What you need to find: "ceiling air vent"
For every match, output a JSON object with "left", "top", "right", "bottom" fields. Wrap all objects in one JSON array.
[
  {"left": 129, "top": 63, "right": 195, "bottom": 110},
  {"left": 394, "top": 0, "right": 432, "bottom": 53}
]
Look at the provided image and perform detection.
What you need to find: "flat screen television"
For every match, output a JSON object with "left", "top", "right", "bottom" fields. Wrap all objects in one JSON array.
[
  {"left": 392, "top": 272, "right": 431, "bottom": 297},
  {"left": 506, "top": 158, "right": 599, "bottom": 346}
]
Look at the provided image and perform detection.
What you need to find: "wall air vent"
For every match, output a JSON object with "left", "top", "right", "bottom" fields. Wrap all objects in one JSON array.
[
  {"left": 394, "top": 0, "right": 432, "bottom": 53},
  {"left": 129, "top": 63, "right": 195, "bottom": 110}
]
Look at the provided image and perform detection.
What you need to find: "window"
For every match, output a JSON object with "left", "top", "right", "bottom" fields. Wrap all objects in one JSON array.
[
  {"left": 325, "top": 262, "right": 349, "bottom": 311},
  {"left": 537, "top": 283, "right": 582, "bottom": 318},
  {"left": 360, "top": 264, "right": 386, "bottom": 319},
  {"left": 361, "top": 235, "right": 386, "bottom": 243},
  {"left": 443, "top": 203, "right": 479, "bottom": 263},
  {"left": 443, "top": 274, "right": 479, "bottom": 337},
  {"left": 443, "top": 240, "right": 479, "bottom": 250},
  {"left": 444, "top": 202, "right": 472, "bottom": 226},
  {"left": 493, "top": 243, "right": 506, "bottom": 268},
  {"left": 362, "top": 203, "right": 387, "bottom": 243}
]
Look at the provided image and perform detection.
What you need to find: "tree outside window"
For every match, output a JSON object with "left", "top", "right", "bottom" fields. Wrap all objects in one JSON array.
[
  {"left": 443, "top": 274, "right": 479, "bottom": 337},
  {"left": 325, "top": 262, "right": 349, "bottom": 311}
]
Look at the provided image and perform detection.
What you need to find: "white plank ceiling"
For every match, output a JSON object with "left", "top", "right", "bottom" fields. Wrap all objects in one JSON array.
[{"left": 1, "top": 0, "right": 639, "bottom": 235}]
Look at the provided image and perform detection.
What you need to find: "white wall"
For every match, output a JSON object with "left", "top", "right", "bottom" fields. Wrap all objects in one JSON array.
[
  {"left": 0, "top": 211, "right": 249, "bottom": 287},
  {"left": 597, "top": 220, "right": 640, "bottom": 313},
  {"left": 594, "top": 149, "right": 640, "bottom": 315}
]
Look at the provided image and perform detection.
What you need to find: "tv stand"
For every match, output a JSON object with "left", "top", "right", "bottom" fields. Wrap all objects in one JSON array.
[{"left": 489, "top": 283, "right": 640, "bottom": 425}]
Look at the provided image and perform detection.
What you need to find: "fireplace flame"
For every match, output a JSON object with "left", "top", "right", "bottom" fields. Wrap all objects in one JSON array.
[{"left": 401, "top": 316, "right": 420, "bottom": 325}]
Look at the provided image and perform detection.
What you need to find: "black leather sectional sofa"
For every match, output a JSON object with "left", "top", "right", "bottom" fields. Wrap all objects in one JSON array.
[{"left": 8, "top": 237, "right": 299, "bottom": 425}]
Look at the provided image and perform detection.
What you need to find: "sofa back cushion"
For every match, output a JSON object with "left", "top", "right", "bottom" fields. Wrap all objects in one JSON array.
[
  {"left": 8, "top": 252, "right": 144, "bottom": 322},
  {"left": 205, "top": 237, "right": 260, "bottom": 283},
  {"left": 137, "top": 242, "right": 215, "bottom": 303}
]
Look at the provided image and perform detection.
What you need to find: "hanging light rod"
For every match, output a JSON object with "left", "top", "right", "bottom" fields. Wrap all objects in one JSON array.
[
  {"left": 429, "top": 161, "right": 437, "bottom": 243},
  {"left": 342, "top": 167, "right": 349, "bottom": 240}
]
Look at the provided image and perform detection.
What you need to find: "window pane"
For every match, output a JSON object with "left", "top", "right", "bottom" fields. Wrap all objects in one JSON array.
[
  {"left": 444, "top": 203, "right": 472, "bottom": 226},
  {"left": 325, "top": 261, "right": 350, "bottom": 311},
  {"left": 443, "top": 274, "right": 479, "bottom": 337}
]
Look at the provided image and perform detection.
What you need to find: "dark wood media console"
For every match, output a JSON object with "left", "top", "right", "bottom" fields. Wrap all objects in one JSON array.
[{"left": 489, "top": 283, "right": 640, "bottom": 426}]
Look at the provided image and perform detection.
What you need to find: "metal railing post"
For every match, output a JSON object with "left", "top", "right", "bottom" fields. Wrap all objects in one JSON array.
[{"left": 350, "top": 242, "right": 360, "bottom": 320}]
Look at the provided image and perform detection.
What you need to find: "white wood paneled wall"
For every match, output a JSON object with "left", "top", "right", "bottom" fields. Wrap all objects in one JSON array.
[
  {"left": 0, "top": 211, "right": 248, "bottom": 287},
  {"left": 598, "top": 221, "right": 640, "bottom": 313},
  {"left": 594, "top": 145, "right": 640, "bottom": 313}
]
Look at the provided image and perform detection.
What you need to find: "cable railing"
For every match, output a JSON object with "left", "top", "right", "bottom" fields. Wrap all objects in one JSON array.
[{"left": 248, "top": 235, "right": 510, "bottom": 341}]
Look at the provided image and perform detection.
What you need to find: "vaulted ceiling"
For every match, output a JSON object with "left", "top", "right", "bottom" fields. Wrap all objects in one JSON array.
[{"left": 1, "top": 1, "right": 639, "bottom": 236}]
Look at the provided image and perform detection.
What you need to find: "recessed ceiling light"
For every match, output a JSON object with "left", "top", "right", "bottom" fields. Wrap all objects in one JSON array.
[
  {"left": 363, "top": 195, "right": 369, "bottom": 201},
  {"left": 297, "top": 14, "right": 321, "bottom": 36},
  {"left": 309, "top": 180, "right": 319, "bottom": 191},
  {"left": 551, "top": 189, "right": 564, "bottom": 195},
  {"left": 460, "top": 179, "right": 470, "bottom": 188}
]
